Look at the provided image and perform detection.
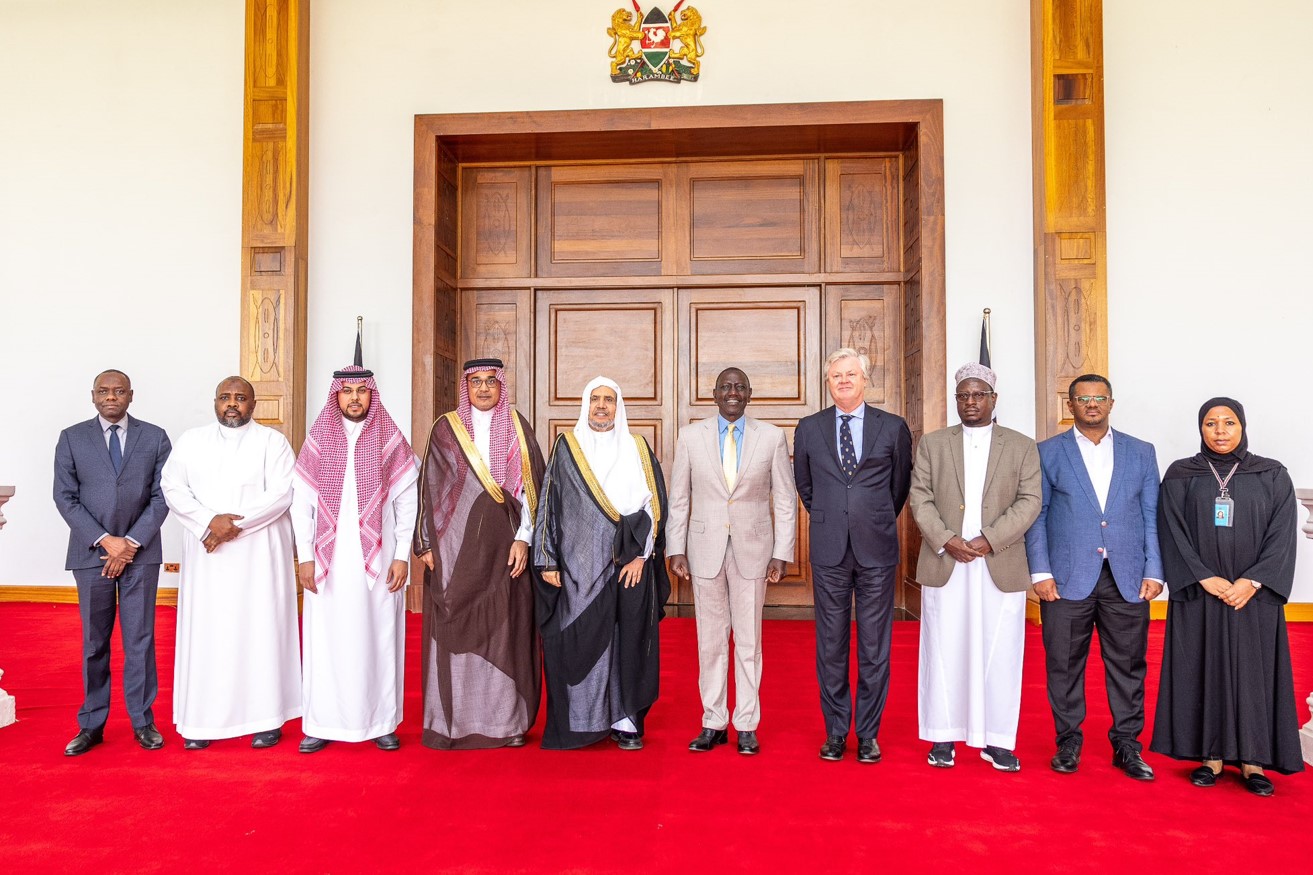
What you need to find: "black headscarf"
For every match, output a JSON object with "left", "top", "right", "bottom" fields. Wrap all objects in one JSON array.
[{"left": 1162, "top": 396, "right": 1282, "bottom": 479}]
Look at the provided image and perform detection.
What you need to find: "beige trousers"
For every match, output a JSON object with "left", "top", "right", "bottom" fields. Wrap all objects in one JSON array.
[{"left": 692, "top": 545, "right": 767, "bottom": 731}]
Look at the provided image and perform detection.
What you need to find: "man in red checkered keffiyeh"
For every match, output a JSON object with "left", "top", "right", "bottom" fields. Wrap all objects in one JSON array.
[{"left": 290, "top": 350, "right": 419, "bottom": 754}]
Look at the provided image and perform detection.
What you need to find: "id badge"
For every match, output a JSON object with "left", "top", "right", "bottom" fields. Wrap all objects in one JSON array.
[{"left": 1214, "top": 497, "right": 1234, "bottom": 528}]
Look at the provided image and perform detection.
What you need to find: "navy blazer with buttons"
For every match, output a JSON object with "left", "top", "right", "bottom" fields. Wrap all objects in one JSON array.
[
  {"left": 53, "top": 414, "right": 172, "bottom": 571},
  {"left": 793, "top": 403, "right": 913, "bottom": 568},
  {"left": 1024, "top": 427, "right": 1163, "bottom": 603}
]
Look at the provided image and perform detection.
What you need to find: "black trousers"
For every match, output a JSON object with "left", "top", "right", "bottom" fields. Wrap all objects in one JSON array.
[
  {"left": 811, "top": 544, "right": 896, "bottom": 740},
  {"left": 1040, "top": 561, "right": 1149, "bottom": 751},
  {"left": 73, "top": 563, "right": 160, "bottom": 731}
]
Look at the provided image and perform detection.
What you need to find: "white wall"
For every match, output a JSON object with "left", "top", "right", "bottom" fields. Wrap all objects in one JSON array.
[
  {"left": 1104, "top": 0, "right": 1313, "bottom": 597},
  {"left": 2, "top": 0, "right": 1309, "bottom": 598}
]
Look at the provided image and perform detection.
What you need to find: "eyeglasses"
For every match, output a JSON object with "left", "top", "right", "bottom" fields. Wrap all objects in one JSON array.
[
  {"left": 1073, "top": 395, "right": 1110, "bottom": 404},
  {"left": 467, "top": 377, "right": 500, "bottom": 389},
  {"left": 954, "top": 391, "right": 994, "bottom": 402}
]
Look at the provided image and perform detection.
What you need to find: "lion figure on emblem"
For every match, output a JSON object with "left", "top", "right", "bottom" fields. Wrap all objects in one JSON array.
[
  {"left": 669, "top": 7, "right": 706, "bottom": 75},
  {"left": 607, "top": 9, "right": 644, "bottom": 76}
]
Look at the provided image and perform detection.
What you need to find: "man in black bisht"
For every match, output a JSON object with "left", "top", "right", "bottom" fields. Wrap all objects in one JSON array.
[{"left": 533, "top": 376, "right": 670, "bottom": 750}]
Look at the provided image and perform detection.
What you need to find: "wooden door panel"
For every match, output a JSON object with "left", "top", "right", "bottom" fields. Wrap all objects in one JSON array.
[
  {"left": 460, "top": 167, "right": 532, "bottom": 279},
  {"left": 681, "top": 160, "right": 820, "bottom": 275},
  {"left": 535, "top": 165, "right": 675, "bottom": 277},
  {"left": 822, "top": 284, "right": 903, "bottom": 416},
  {"left": 824, "top": 157, "right": 901, "bottom": 273},
  {"left": 459, "top": 289, "right": 533, "bottom": 417}
]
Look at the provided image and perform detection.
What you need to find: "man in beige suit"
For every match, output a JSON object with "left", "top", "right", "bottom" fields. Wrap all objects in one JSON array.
[
  {"left": 909, "top": 362, "right": 1041, "bottom": 773},
  {"left": 667, "top": 367, "right": 796, "bottom": 756}
]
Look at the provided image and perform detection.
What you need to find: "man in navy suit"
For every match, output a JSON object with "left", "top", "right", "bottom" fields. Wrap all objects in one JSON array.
[
  {"left": 793, "top": 348, "right": 912, "bottom": 764},
  {"left": 54, "top": 369, "right": 172, "bottom": 756},
  {"left": 1025, "top": 374, "right": 1162, "bottom": 780}
]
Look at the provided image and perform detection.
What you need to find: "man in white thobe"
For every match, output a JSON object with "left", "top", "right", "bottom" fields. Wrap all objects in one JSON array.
[
  {"left": 291, "top": 359, "right": 419, "bottom": 753},
  {"left": 161, "top": 376, "right": 299, "bottom": 749},
  {"left": 909, "top": 363, "right": 1041, "bottom": 772}
]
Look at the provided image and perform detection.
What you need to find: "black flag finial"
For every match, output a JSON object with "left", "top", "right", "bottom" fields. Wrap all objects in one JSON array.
[
  {"left": 333, "top": 316, "right": 374, "bottom": 379},
  {"left": 353, "top": 316, "right": 364, "bottom": 368}
]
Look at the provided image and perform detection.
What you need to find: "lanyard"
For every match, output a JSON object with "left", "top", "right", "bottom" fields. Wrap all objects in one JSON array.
[{"left": 1207, "top": 461, "right": 1239, "bottom": 499}]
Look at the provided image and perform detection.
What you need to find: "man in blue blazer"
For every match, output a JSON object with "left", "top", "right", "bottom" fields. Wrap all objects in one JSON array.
[
  {"left": 54, "top": 369, "right": 172, "bottom": 756},
  {"left": 794, "top": 348, "right": 912, "bottom": 764},
  {"left": 1024, "top": 374, "right": 1162, "bottom": 780}
]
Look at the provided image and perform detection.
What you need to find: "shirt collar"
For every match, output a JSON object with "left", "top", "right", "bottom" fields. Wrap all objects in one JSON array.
[
  {"left": 1073, "top": 427, "right": 1113, "bottom": 448},
  {"left": 836, "top": 403, "right": 865, "bottom": 421},
  {"left": 98, "top": 414, "right": 128, "bottom": 433},
  {"left": 718, "top": 414, "right": 744, "bottom": 435}
]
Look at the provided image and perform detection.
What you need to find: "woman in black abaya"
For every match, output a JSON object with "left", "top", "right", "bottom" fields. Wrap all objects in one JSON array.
[{"left": 1150, "top": 397, "right": 1303, "bottom": 795}]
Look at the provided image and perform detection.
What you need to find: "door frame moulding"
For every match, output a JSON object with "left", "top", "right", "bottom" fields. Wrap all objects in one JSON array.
[{"left": 411, "top": 101, "right": 948, "bottom": 612}]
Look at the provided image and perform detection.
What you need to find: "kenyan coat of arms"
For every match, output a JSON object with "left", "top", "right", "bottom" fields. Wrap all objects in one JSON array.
[{"left": 607, "top": 1, "right": 706, "bottom": 84}]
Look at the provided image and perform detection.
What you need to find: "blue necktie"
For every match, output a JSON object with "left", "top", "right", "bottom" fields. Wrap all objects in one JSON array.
[
  {"left": 839, "top": 414, "right": 857, "bottom": 477},
  {"left": 108, "top": 424, "right": 123, "bottom": 475}
]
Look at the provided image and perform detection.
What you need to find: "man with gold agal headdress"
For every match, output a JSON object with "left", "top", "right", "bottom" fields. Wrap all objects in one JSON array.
[
  {"left": 413, "top": 358, "right": 546, "bottom": 749},
  {"left": 533, "top": 377, "right": 671, "bottom": 750}
]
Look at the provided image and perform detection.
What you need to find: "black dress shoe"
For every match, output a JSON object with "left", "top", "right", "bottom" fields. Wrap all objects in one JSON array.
[
  {"left": 611, "top": 730, "right": 643, "bottom": 751},
  {"left": 251, "top": 729, "right": 282, "bottom": 749},
  {"left": 819, "top": 735, "right": 846, "bottom": 761},
  {"left": 688, "top": 727, "right": 729, "bottom": 752},
  {"left": 505, "top": 735, "right": 527, "bottom": 748},
  {"left": 133, "top": 723, "right": 165, "bottom": 751},
  {"left": 1051, "top": 741, "right": 1081, "bottom": 774},
  {"left": 857, "top": 738, "right": 881, "bottom": 764},
  {"left": 299, "top": 735, "right": 330, "bottom": 754},
  {"left": 64, "top": 728, "right": 104, "bottom": 757},
  {"left": 373, "top": 732, "right": 401, "bottom": 751},
  {"left": 1243, "top": 771, "right": 1275, "bottom": 797},
  {"left": 1112, "top": 746, "right": 1154, "bottom": 781},
  {"left": 737, "top": 731, "right": 759, "bottom": 756},
  {"left": 183, "top": 738, "right": 211, "bottom": 750},
  {"left": 1189, "top": 765, "right": 1219, "bottom": 787}
]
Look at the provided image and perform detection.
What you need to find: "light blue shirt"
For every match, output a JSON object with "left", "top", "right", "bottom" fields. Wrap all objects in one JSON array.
[
  {"left": 833, "top": 404, "right": 865, "bottom": 465},
  {"left": 717, "top": 415, "right": 743, "bottom": 470}
]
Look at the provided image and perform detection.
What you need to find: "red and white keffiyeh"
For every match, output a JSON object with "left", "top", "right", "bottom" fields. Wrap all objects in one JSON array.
[
  {"left": 457, "top": 362, "right": 524, "bottom": 497},
  {"left": 294, "top": 366, "right": 417, "bottom": 584}
]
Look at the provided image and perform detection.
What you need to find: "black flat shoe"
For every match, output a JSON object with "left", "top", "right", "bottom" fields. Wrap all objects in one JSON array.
[
  {"left": 819, "top": 735, "right": 846, "bottom": 761},
  {"left": 251, "top": 729, "right": 281, "bottom": 749},
  {"left": 1112, "top": 746, "right": 1154, "bottom": 781},
  {"left": 373, "top": 733, "right": 401, "bottom": 751},
  {"left": 133, "top": 723, "right": 164, "bottom": 751},
  {"left": 299, "top": 735, "right": 329, "bottom": 754},
  {"left": 183, "top": 738, "right": 211, "bottom": 750},
  {"left": 1243, "top": 772, "right": 1275, "bottom": 797},
  {"left": 737, "top": 731, "right": 759, "bottom": 756},
  {"left": 1189, "top": 765, "right": 1220, "bottom": 787},
  {"left": 857, "top": 738, "right": 881, "bottom": 764},
  {"left": 64, "top": 728, "right": 104, "bottom": 757},
  {"left": 688, "top": 727, "right": 729, "bottom": 752}
]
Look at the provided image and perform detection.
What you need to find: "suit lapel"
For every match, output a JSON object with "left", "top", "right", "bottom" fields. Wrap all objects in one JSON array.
[
  {"left": 117, "top": 414, "right": 139, "bottom": 479},
  {"left": 730, "top": 417, "right": 761, "bottom": 495},
  {"left": 982, "top": 425, "right": 1006, "bottom": 496},
  {"left": 704, "top": 417, "right": 731, "bottom": 498},
  {"left": 1103, "top": 428, "right": 1125, "bottom": 511},
  {"left": 1061, "top": 429, "right": 1101, "bottom": 512},
  {"left": 87, "top": 417, "right": 116, "bottom": 475},
  {"left": 949, "top": 425, "right": 965, "bottom": 497},
  {"left": 860, "top": 404, "right": 884, "bottom": 469}
]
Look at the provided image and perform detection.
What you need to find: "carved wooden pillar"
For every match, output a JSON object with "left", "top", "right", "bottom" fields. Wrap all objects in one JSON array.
[
  {"left": 1031, "top": 0, "right": 1108, "bottom": 438},
  {"left": 240, "top": 0, "right": 309, "bottom": 448}
]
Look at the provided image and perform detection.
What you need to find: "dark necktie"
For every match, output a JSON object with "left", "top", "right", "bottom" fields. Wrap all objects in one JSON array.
[
  {"left": 839, "top": 414, "right": 857, "bottom": 477},
  {"left": 109, "top": 424, "right": 123, "bottom": 475}
]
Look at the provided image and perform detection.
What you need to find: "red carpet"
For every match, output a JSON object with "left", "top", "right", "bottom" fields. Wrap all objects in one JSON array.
[{"left": 0, "top": 604, "right": 1309, "bottom": 873}]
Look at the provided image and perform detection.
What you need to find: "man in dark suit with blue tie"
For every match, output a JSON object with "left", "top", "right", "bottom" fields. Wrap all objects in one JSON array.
[
  {"left": 794, "top": 348, "right": 912, "bottom": 764},
  {"left": 1024, "top": 374, "right": 1162, "bottom": 780},
  {"left": 54, "top": 369, "right": 172, "bottom": 756}
]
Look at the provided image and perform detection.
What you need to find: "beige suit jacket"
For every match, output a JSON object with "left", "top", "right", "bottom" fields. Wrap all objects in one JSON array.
[
  {"left": 666, "top": 416, "right": 797, "bottom": 579},
  {"left": 908, "top": 423, "right": 1042, "bottom": 592}
]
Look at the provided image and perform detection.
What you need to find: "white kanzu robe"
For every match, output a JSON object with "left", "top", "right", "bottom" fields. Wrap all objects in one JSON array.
[
  {"left": 918, "top": 423, "right": 1027, "bottom": 750},
  {"left": 291, "top": 419, "right": 419, "bottom": 742},
  {"left": 161, "top": 421, "right": 300, "bottom": 739}
]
